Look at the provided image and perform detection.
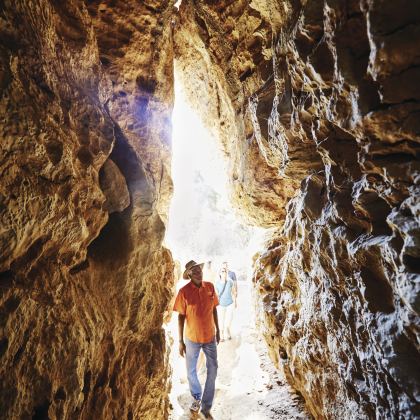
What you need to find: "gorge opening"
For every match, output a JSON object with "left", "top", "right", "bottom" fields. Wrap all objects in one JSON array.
[{"left": 164, "top": 70, "right": 308, "bottom": 419}]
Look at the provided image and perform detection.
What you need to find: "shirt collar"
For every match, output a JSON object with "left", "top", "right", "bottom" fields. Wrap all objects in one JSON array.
[{"left": 189, "top": 280, "right": 203, "bottom": 289}]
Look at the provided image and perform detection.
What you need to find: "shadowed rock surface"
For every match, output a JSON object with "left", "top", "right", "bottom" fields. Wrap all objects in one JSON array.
[
  {"left": 1, "top": 0, "right": 419, "bottom": 419},
  {"left": 0, "top": 1, "right": 174, "bottom": 418}
]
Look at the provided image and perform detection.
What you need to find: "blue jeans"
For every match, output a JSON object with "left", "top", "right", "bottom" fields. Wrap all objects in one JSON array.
[{"left": 185, "top": 337, "right": 218, "bottom": 411}]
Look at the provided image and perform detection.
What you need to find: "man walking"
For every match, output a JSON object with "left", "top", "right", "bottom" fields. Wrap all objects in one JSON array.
[{"left": 174, "top": 260, "right": 220, "bottom": 418}]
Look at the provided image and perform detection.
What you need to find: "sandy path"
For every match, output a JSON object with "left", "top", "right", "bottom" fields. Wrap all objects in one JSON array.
[{"left": 168, "top": 282, "right": 310, "bottom": 420}]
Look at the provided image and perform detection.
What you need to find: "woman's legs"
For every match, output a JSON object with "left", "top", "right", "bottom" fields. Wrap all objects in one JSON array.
[
  {"left": 219, "top": 306, "right": 227, "bottom": 340},
  {"left": 225, "top": 304, "right": 234, "bottom": 339}
]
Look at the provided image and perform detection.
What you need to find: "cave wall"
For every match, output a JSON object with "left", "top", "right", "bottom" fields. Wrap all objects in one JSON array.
[
  {"left": 175, "top": 0, "right": 419, "bottom": 418},
  {"left": 1, "top": 0, "right": 419, "bottom": 418},
  {"left": 0, "top": 1, "right": 174, "bottom": 418}
]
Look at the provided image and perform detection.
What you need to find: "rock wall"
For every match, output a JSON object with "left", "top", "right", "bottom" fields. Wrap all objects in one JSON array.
[
  {"left": 0, "top": 1, "right": 174, "bottom": 419},
  {"left": 1, "top": 0, "right": 419, "bottom": 418},
  {"left": 175, "top": 0, "right": 419, "bottom": 418}
]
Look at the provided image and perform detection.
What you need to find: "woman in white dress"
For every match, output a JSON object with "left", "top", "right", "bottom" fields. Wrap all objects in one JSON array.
[{"left": 216, "top": 267, "right": 237, "bottom": 340}]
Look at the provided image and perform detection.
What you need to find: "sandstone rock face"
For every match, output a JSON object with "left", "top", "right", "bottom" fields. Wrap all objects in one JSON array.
[
  {"left": 99, "top": 159, "right": 130, "bottom": 213},
  {"left": 175, "top": 0, "right": 419, "bottom": 418},
  {"left": 1, "top": 0, "right": 419, "bottom": 418},
  {"left": 0, "top": 1, "right": 174, "bottom": 419}
]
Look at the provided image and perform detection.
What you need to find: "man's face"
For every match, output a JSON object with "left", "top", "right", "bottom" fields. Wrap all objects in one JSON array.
[
  {"left": 222, "top": 262, "right": 228, "bottom": 271},
  {"left": 190, "top": 265, "right": 203, "bottom": 283}
]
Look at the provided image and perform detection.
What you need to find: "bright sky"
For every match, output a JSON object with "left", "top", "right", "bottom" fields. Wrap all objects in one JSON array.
[
  {"left": 164, "top": 73, "right": 266, "bottom": 276},
  {"left": 169, "top": 78, "right": 228, "bottom": 199}
]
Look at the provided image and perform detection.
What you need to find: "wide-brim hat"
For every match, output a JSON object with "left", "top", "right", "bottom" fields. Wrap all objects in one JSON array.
[{"left": 183, "top": 260, "right": 204, "bottom": 279}]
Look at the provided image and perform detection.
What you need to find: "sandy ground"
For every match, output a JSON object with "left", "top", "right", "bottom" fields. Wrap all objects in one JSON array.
[{"left": 167, "top": 282, "right": 310, "bottom": 420}]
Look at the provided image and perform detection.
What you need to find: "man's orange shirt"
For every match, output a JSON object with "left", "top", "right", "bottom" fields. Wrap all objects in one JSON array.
[{"left": 173, "top": 281, "right": 219, "bottom": 344}]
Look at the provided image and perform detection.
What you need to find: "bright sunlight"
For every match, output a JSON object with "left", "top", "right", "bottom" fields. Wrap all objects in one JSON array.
[{"left": 164, "top": 74, "right": 265, "bottom": 273}]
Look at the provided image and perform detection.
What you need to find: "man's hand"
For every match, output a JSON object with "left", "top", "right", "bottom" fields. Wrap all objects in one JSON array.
[
  {"left": 213, "top": 307, "right": 220, "bottom": 344},
  {"left": 178, "top": 314, "right": 186, "bottom": 356},
  {"left": 179, "top": 340, "right": 186, "bottom": 357}
]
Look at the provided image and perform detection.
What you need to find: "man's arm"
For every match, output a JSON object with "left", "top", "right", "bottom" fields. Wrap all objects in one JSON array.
[
  {"left": 213, "top": 307, "right": 220, "bottom": 344},
  {"left": 178, "top": 314, "right": 186, "bottom": 357}
]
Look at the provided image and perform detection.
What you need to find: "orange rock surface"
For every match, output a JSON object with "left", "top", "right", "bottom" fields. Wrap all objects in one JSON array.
[{"left": 1, "top": 0, "right": 419, "bottom": 418}]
